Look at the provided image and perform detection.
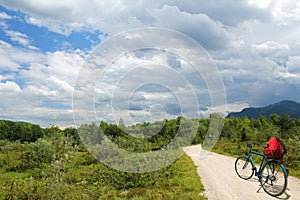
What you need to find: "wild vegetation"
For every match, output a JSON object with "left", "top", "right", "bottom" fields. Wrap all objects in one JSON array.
[
  {"left": 0, "top": 119, "right": 206, "bottom": 199},
  {"left": 213, "top": 114, "right": 300, "bottom": 177},
  {"left": 0, "top": 113, "right": 299, "bottom": 199}
]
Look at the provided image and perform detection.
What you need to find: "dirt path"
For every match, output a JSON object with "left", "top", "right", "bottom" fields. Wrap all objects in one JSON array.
[{"left": 183, "top": 145, "right": 300, "bottom": 200}]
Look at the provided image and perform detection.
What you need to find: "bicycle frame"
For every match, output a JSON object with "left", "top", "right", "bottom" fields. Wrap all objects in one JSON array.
[
  {"left": 244, "top": 149, "right": 266, "bottom": 179},
  {"left": 244, "top": 149, "right": 289, "bottom": 179}
]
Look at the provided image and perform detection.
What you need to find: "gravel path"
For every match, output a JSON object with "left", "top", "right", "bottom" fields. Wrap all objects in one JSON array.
[{"left": 183, "top": 145, "right": 300, "bottom": 200}]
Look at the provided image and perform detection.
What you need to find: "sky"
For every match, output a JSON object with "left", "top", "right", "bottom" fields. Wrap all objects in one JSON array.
[{"left": 0, "top": 0, "right": 300, "bottom": 127}]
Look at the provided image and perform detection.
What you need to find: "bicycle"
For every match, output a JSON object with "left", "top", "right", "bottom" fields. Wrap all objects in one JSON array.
[{"left": 234, "top": 142, "right": 289, "bottom": 197}]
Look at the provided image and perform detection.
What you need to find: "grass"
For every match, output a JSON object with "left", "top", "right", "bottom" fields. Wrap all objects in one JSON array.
[{"left": 0, "top": 152, "right": 206, "bottom": 200}]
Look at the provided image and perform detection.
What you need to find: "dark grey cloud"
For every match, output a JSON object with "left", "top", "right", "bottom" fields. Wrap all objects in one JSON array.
[
  {"left": 167, "top": 54, "right": 181, "bottom": 69},
  {"left": 165, "top": 103, "right": 181, "bottom": 115},
  {"left": 167, "top": 0, "right": 272, "bottom": 26},
  {"left": 151, "top": 5, "right": 230, "bottom": 50},
  {"left": 248, "top": 80, "right": 300, "bottom": 107},
  {"left": 128, "top": 94, "right": 148, "bottom": 111}
]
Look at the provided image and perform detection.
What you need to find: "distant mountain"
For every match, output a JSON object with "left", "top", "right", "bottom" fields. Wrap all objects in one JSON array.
[{"left": 226, "top": 100, "right": 300, "bottom": 119}]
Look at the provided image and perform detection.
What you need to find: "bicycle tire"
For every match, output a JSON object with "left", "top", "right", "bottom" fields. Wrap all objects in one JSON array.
[
  {"left": 260, "top": 160, "right": 288, "bottom": 197},
  {"left": 235, "top": 156, "right": 254, "bottom": 180}
]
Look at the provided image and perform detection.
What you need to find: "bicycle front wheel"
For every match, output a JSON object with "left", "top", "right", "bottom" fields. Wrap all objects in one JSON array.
[
  {"left": 235, "top": 156, "right": 254, "bottom": 180},
  {"left": 260, "top": 160, "right": 288, "bottom": 197}
]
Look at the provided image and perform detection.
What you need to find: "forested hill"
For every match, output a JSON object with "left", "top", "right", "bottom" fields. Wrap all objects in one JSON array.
[
  {"left": 0, "top": 120, "right": 44, "bottom": 142},
  {"left": 0, "top": 120, "right": 77, "bottom": 143},
  {"left": 226, "top": 100, "right": 300, "bottom": 119}
]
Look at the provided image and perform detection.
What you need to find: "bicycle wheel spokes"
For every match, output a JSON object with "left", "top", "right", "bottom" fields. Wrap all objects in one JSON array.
[
  {"left": 260, "top": 161, "right": 288, "bottom": 197},
  {"left": 235, "top": 156, "right": 254, "bottom": 180}
]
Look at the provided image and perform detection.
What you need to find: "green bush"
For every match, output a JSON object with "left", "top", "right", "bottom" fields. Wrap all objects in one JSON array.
[
  {"left": 0, "top": 139, "right": 56, "bottom": 172},
  {"left": 284, "top": 136, "right": 300, "bottom": 169}
]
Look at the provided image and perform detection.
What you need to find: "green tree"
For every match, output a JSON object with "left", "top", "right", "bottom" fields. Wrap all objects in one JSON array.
[
  {"left": 270, "top": 113, "right": 280, "bottom": 125},
  {"left": 279, "top": 114, "right": 295, "bottom": 137},
  {"left": 78, "top": 123, "right": 103, "bottom": 145},
  {"left": 240, "top": 127, "right": 247, "bottom": 142},
  {"left": 63, "top": 127, "right": 80, "bottom": 145},
  {"left": 105, "top": 124, "right": 124, "bottom": 138}
]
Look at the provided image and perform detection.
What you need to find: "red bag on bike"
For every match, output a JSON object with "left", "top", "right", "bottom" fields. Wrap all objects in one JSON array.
[{"left": 264, "top": 136, "right": 287, "bottom": 159}]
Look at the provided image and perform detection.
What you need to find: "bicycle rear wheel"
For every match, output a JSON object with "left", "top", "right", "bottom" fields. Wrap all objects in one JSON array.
[
  {"left": 235, "top": 156, "right": 254, "bottom": 180},
  {"left": 260, "top": 160, "right": 288, "bottom": 197}
]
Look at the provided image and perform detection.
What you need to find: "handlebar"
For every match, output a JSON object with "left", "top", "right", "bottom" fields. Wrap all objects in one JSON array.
[{"left": 246, "top": 142, "right": 256, "bottom": 149}]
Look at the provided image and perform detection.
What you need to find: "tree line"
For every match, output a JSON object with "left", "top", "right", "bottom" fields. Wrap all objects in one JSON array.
[{"left": 0, "top": 113, "right": 299, "bottom": 170}]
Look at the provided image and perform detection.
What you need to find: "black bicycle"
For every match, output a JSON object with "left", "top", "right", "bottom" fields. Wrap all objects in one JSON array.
[{"left": 235, "top": 142, "right": 289, "bottom": 197}]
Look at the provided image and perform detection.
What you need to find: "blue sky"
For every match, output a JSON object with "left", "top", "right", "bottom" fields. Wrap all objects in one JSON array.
[
  {"left": 0, "top": 0, "right": 300, "bottom": 127},
  {"left": 0, "top": 6, "right": 102, "bottom": 52}
]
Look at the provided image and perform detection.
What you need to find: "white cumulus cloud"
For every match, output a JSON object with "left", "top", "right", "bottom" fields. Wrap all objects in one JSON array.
[{"left": 0, "top": 81, "right": 21, "bottom": 92}]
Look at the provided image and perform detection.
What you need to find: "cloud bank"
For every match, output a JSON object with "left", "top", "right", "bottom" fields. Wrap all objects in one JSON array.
[{"left": 0, "top": 0, "right": 299, "bottom": 126}]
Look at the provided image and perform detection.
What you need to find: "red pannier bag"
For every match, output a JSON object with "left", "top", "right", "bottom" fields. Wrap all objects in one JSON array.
[{"left": 264, "top": 136, "right": 287, "bottom": 159}]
